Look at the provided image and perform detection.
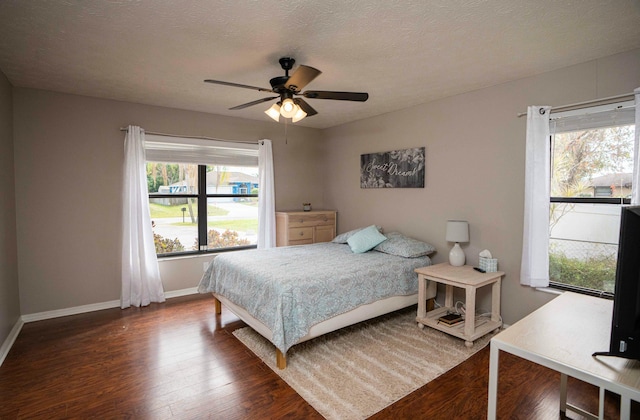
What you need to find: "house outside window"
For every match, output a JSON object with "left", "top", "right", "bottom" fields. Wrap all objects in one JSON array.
[
  {"left": 142, "top": 133, "right": 260, "bottom": 257},
  {"left": 548, "top": 102, "right": 635, "bottom": 295},
  {"left": 148, "top": 163, "right": 259, "bottom": 256}
]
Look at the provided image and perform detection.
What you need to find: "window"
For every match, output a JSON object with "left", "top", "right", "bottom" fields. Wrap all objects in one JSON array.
[
  {"left": 548, "top": 102, "right": 636, "bottom": 295},
  {"left": 148, "top": 163, "right": 259, "bottom": 256},
  {"left": 143, "top": 134, "right": 260, "bottom": 257}
]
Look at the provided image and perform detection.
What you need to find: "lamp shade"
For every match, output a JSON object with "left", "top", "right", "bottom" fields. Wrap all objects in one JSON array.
[
  {"left": 265, "top": 99, "right": 307, "bottom": 123},
  {"left": 280, "top": 98, "right": 297, "bottom": 118},
  {"left": 446, "top": 220, "right": 469, "bottom": 243},
  {"left": 292, "top": 106, "right": 307, "bottom": 123},
  {"left": 265, "top": 103, "right": 281, "bottom": 122}
]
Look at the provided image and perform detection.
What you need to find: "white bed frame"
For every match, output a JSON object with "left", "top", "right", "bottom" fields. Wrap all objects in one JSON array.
[{"left": 213, "top": 279, "right": 437, "bottom": 369}]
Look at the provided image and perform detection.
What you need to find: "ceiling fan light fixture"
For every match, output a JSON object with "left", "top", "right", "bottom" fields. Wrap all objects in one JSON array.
[
  {"left": 280, "top": 98, "right": 297, "bottom": 118},
  {"left": 292, "top": 106, "right": 307, "bottom": 123},
  {"left": 208, "top": 57, "right": 368, "bottom": 124},
  {"left": 265, "top": 103, "right": 281, "bottom": 122}
]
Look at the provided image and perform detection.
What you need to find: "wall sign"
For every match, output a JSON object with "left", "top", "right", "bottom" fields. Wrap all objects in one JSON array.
[{"left": 360, "top": 147, "right": 425, "bottom": 188}]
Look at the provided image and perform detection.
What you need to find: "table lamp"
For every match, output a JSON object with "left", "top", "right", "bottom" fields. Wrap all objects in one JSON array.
[{"left": 446, "top": 220, "right": 469, "bottom": 266}]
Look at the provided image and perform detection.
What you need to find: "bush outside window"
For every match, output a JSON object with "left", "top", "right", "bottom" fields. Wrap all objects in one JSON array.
[
  {"left": 549, "top": 110, "right": 635, "bottom": 296},
  {"left": 147, "top": 162, "right": 258, "bottom": 256}
]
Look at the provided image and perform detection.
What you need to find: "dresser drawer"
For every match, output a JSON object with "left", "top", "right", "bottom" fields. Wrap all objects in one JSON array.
[
  {"left": 289, "top": 227, "right": 313, "bottom": 241},
  {"left": 288, "top": 212, "right": 336, "bottom": 228},
  {"left": 314, "top": 224, "right": 335, "bottom": 243}
]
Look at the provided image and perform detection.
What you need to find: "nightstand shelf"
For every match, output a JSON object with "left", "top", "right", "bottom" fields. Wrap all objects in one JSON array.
[{"left": 415, "top": 263, "right": 504, "bottom": 347}]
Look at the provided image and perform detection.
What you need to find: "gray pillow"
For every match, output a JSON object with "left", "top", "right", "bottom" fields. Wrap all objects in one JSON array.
[
  {"left": 373, "top": 232, "right": 436, "bottom": 258},
  {"left": 332, "top": 225, "right": 383, "bottom": 244}
]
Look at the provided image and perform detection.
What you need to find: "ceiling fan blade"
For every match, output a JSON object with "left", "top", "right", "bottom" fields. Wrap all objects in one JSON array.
[
  {"left": 229, "top": 97, "right": 279, "bottom": 110},
  {"left": 302, "top": 91, "right": 369, "bottom": 102},
  {"left": 204, "top": 79, "right": 273, "bottom": 93},
  {"left": 294, "top": 98, "right": 318, "bottom": 117},
  {"left": 285, "top": 65, "right": 322, "bottom": 92}
]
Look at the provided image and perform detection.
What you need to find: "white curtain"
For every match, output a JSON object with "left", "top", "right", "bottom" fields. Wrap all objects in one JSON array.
[
  {"left": 632, "top": 87, "right": 640, "bottom": 205},
  {"left": 521, "top": 106, "right": 551, "bottom": 287},
  {"left": 258, "top": 139, "right": 276, "bottom": 248},
  {"left": 121, "top": 126, "right": 165, "bottom": 308}
]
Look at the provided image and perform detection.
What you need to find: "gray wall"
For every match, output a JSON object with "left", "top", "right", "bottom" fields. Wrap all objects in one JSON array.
[
  {"left": 12, "top": 89, "right": 326, "bottom": 314},
  {"left": 5, "top": 47, "right": 640, "bottom": 329},
  {"left": 0, "top": 70, "right": 19, "bottom": 343},
  {"left": 323, "top": 48, "right": 640, "bottom": 325}
]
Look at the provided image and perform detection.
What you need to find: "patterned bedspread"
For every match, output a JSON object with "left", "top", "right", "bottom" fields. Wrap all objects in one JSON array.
[{"left": 197, "top": 242, "right": 431, "bottom": 353}]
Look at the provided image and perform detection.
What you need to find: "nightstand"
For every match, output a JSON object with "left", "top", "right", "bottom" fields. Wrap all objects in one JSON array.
[{"left": 415, "top": 263, "right": 503, "bottom": 347}]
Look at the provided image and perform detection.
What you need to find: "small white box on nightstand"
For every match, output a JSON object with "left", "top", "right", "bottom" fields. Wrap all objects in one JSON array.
[{"left": 479, "top": 257, "right": 498, "bottom": 273}]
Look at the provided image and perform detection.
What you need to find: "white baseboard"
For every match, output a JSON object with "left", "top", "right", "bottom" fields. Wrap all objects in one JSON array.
[
  {"left": 21, "top": 287, "right": 199, "bottom": 323},
  {"left": 0, "top": 318, "right": 24, "bottom": 367},
  {"left": 165, "top": 287, "right": 198, "bottom": 299},
  {"left": 21, "top": 299, "right": 121, "bottom": 323}
]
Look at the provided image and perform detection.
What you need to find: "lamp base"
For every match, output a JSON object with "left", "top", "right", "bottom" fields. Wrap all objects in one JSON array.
[{"left": 449, "top": 243, "right": 466, "bottom": 266}]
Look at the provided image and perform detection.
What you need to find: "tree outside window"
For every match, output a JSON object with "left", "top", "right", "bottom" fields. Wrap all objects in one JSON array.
[
  {"left": 147, "top": 162, "right": 258, "bottom": 256},
  {"left": 549, "top": 124, "right": 634, "bottom": 294}
]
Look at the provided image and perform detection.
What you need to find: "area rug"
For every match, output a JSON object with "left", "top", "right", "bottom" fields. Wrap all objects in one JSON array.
[{"left": 233, "top": 307, "right": 495, "bottom": 419}]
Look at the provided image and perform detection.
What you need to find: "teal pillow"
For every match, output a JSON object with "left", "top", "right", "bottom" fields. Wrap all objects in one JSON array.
[
  {"left": 332, "top": 225, "right": 383, "bottom": 243},
  {"left": 347, "top": 225, "right": 388, "bottom": 253}
]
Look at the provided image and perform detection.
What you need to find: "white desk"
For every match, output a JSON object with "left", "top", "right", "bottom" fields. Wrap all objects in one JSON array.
[{"left": 488, "top": 292, "right": 640, "bottom": 419}]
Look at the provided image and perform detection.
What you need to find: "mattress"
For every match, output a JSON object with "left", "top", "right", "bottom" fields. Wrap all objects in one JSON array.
[{"left": 198, "top": 242, "right": 432, "bottom": 353}]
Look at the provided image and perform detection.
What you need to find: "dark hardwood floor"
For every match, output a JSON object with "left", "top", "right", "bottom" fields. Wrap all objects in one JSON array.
[{"left": 0, "top": 293, "right": 636, "bottom": 419}]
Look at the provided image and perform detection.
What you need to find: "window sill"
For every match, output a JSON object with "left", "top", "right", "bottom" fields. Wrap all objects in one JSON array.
[
  {"left": 157, "top": 253, "right": 217, "bottom": 263},
  {"left": 544, "top": 282, "right": 613, "bottom": 299},
  {"left": 157, "top": 245, "right": 257, "bottom": 262},
  {"left": 535, "top": 286, "right": 564, "bottom": 296}
]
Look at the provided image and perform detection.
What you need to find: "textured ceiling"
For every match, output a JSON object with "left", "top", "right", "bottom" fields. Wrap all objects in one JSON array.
[{"left": 0, "top": 0, "right": 639, "bottom": 129}]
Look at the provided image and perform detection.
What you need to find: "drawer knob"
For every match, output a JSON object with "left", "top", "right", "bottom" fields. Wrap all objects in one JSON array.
[
  {"left": 299, "top": 231, "right": 304, "bottom": 236},
  {"left": 323, "top": 218, "right": 328, "bottom": 222},
  {"left": 299, "top": 219, "right": 304, "bottom": 223}
]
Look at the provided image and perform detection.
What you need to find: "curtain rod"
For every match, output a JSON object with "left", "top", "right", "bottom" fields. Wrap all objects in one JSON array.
[
  {"left": 119, "top": 127, "right": 259, "bottom": 145},
  {"left": 517, "top": 92, "right": 635, "bottom": 117}
]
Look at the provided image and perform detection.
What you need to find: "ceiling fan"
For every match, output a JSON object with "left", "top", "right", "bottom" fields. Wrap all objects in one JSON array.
[{"left": 204, "top": 57, "right": 369, "bottom": 123}]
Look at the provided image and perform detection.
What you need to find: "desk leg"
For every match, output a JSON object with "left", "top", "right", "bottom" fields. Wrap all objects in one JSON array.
[
  {"left": 562, "top": 374, "right": 602, "bottom": 420},
  {"left": 620, "top": 394, "right": 630, "bottom": 420},
  {"left": 488, "top": 342, "right": 499, "bottom": 420},
  {"left": 560, "top": 373, "right": 568, "bottom": 414}
]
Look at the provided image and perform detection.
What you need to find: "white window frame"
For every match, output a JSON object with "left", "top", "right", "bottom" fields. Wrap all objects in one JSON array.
[
  {"left": 547, "top": 101, "right": 636, "bottom": 296},
  {"left": 144, "top": 135, "right": 259, "bottom": 257}
]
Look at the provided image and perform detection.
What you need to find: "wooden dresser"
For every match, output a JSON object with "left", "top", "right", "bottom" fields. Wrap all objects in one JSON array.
[{"left": 275, "top": 210, "right": 337, "bottom": 247}]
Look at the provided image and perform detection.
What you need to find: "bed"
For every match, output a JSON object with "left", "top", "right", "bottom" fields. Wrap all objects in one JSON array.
[{"left": 198, "top": 228, "right": 437, "bottom": 369}]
